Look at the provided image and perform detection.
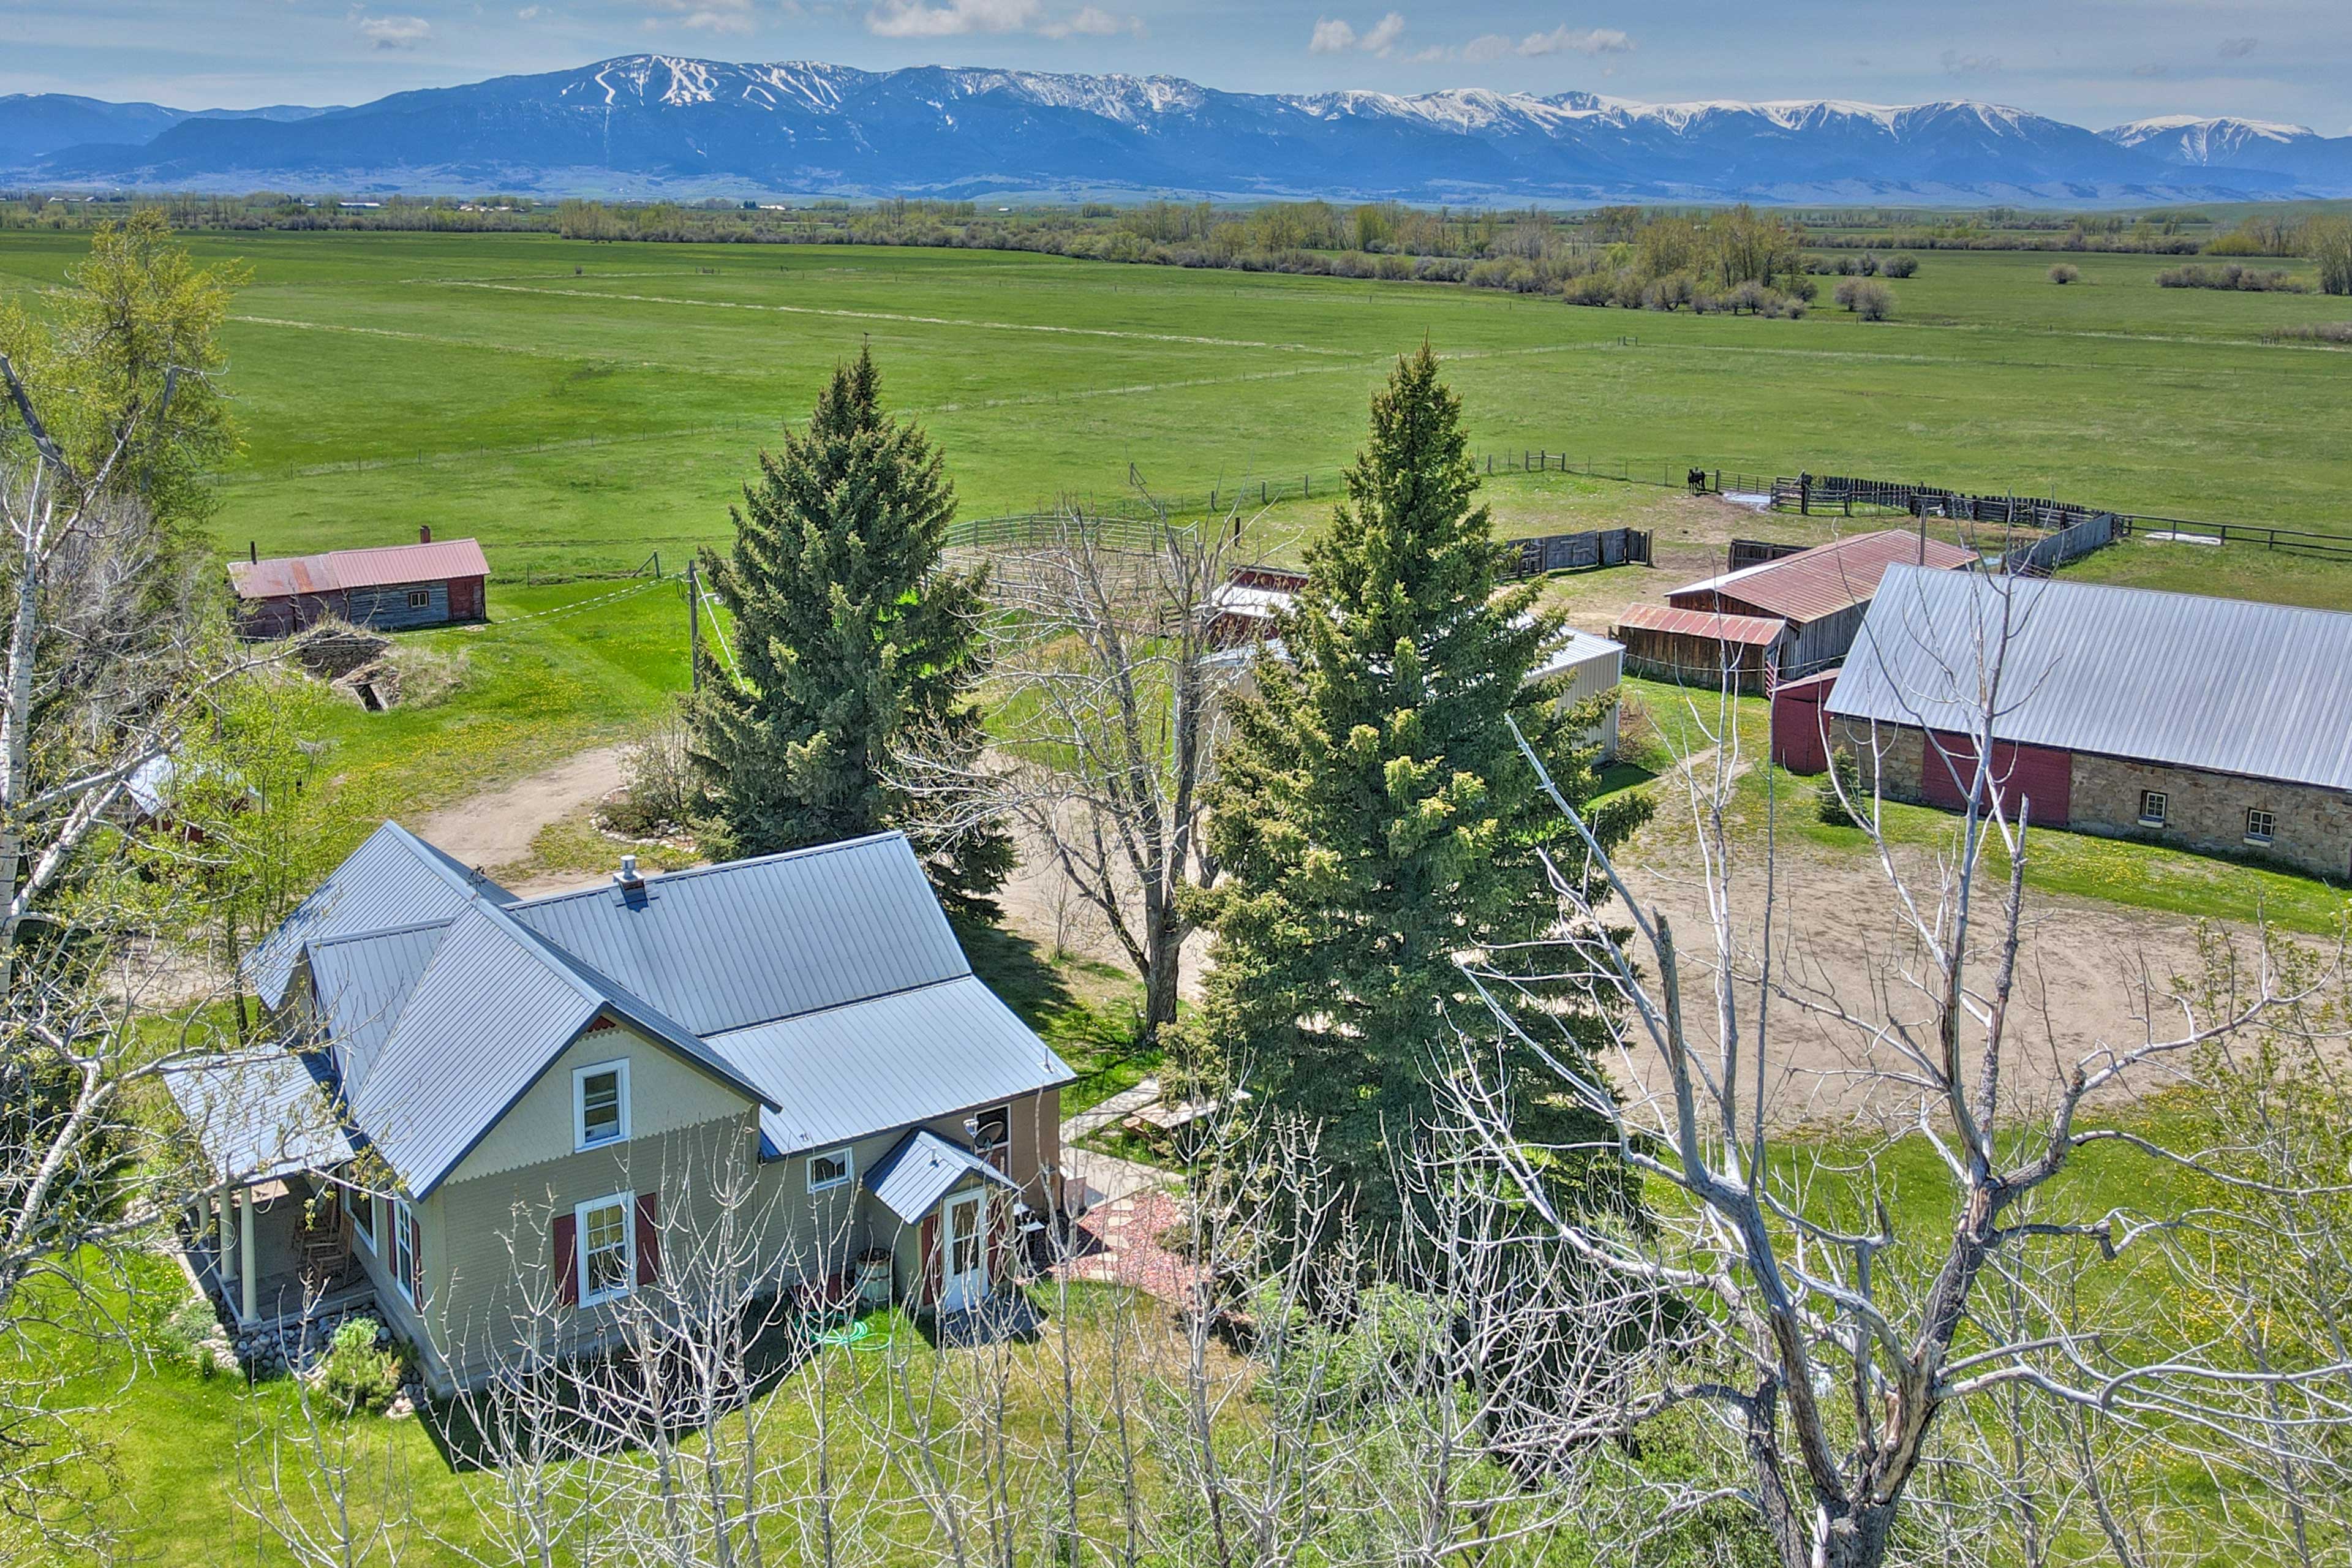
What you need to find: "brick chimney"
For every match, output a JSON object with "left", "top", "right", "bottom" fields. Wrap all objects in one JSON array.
[{"left": 418, "top": 523, "right": 432, "bottom": 545}]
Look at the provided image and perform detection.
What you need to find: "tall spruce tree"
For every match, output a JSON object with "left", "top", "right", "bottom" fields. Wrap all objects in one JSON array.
[
  {"left": 690, "top": 347, "right": 1012, "bottom": 911},
  {"left": 1191, "top": 345, "right": 1648, "bottom": 1224}
]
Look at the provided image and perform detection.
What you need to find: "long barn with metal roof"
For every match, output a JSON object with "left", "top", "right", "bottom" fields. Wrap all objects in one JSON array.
[
  {"left": 1822, "top": 565, "right": 2352, "bottom": 878},
  {"left": 166, "top": 825, "right": 1073, "bottom": 1390}
]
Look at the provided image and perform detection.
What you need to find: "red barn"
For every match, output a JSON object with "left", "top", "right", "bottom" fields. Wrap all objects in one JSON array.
[{"left": 230, "top": 529, "right": 489, "bottom": 639}]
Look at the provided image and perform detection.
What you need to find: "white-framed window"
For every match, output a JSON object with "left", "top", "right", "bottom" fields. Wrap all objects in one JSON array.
[
  {"left": 808, "top": 1147, "right": 853, "bottom": 1193},
  {"left": 576, "top": 1192, "right": 635, "bottom": 1306},
  {"left": 2139, "top": 790, "right": 2167, "bottom": 827},
  {"left": 407, "top": 588, "right": 431, "bottom": 609},
  {"left": 2247, "top": 807, "right": 2276, "bottom": 845},
  {"left": 391, "top": 1198, "right": 420, "bottom": 1306},
  {"left": 574, "top": 1059, "right": 630, "bottom": 1152},
  {"left": 350, "top": 1186, "right": 375, "bottom": 1253}
]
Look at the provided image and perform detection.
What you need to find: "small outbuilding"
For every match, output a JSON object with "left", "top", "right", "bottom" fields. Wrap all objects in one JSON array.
[
  {"left": 1665, "top": 529, "right": 1978, "bottom": 679},
  {"left": 1819, "top": 565, "right": 2352, "bottom": 880},
  {"left": 1612, "top": 603, "right": 1790, "bottom": 694},
  {"left": 1531, "top": 627, "right": 1626, "bottom": 761},
  {"left": 230, "top": 528, "right": 489, "bottom": 638}
]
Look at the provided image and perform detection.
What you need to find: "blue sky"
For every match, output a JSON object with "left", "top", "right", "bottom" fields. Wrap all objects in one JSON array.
[{"left": 2, "top": 0, "right": 2346, "bottom": 132}]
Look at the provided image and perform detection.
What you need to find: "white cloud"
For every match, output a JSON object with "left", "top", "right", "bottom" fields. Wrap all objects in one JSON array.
[
  {"left": 1309, "top": 17, "right": 1357, "bottom": 53},
  {"left": 1939, "top": 48, "right": 2001, "bottom": 76},
  {"left": 1517, "top": 24, "right": 1630, "bottom": 57},
  {"left": 1359, "top": 11, "right": 1405, "bottom": 55},
  {"left": 1310, "top": 12, "right": 1405, "bottom": 57},
  {"left": 2128, "top": 61, "right": 2165, "bottom": 78},
  {"left": 2217, "top": 36, "right": 2257, "bottom": 59},
  {"left": 868, "top": 0, "right": 1041, "bottom": 36},
  {"left": 517, "top": 4, "right": 545, "bottom": 15},
  {"left": 1039, "top": 4, "right": 1142, "bottom": 37},
  {"left": 352, "top": 11, "right": 431, "bottom": 48},
  {"left": 647, "top": 0, "right": 755, "bottom": 31}
]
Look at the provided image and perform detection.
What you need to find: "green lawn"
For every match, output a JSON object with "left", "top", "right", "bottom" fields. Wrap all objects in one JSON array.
[{"left": 1, "top": 233, "right": 2347, "bottom": 587}]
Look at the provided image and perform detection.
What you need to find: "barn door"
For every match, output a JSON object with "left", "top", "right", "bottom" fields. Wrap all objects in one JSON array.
[{"left": 1921, "top": 731, "right": 2072, "bottom": 826}]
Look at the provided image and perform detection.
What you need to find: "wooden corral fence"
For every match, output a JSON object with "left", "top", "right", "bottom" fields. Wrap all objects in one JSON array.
[
  {"left": 1502, "top": 526, "right": 1651, "bottom": 578},
  {"left": 1776, "top": 473, "right": 2108, "bottom": 530},
  {"left": 1727, "top": 538, "right": 1812, "bottom": 571},
  {"left": 2115, "top": 516, "right": 2352, "bottom": 560},
  {"left": 2003, "top": 513, "right": 2120, "bottom": 576}
]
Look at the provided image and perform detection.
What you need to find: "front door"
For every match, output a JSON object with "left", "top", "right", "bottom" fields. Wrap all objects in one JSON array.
[{"left": 941, "top": 1191, "right": 987, "bottom": 1311}]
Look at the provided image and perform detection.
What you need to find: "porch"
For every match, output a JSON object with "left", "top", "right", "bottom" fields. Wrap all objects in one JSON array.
[{"left": 183, "top": 1169, "right": 373, "bottom": 1333}]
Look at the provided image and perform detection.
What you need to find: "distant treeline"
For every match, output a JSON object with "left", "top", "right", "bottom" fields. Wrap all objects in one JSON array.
[{"left": 2, "top": 188, "right": 2344, "bottom": 302}]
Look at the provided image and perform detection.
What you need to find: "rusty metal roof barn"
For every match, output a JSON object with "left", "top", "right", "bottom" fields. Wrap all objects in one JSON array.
[
  {"left": 1669, "top": 530, "right": 1979, "bottom": 625},
  {"left": 1616, "top": 602, "right": 1790, "bottom": 646},
  {"left": 228, "top": 538, "right": 491, "bottom": 601},
  {"left": 1828, "top": 565, "right": 2352, "bottom": 791}
]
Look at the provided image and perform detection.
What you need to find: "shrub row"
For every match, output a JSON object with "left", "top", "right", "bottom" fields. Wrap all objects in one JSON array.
[{"left": 2154, "top": 263, "right": 2309, "bottom": 293}]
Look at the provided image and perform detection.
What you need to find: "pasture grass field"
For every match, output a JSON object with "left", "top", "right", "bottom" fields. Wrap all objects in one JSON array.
[{"left": 1, "top": 232, "right": 2349, "bottom": 584}]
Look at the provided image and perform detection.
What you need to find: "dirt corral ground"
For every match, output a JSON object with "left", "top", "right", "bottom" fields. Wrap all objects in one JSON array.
[{"left": 1608, "top": 829, "right": 2223, "bottom": 1131}]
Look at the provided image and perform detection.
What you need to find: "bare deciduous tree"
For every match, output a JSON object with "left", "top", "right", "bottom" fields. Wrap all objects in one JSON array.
[
  {"left": 894, "top": 510, "right": 1254, "bottom": 1036},
  {"left": 1439, "top": 565, "right": 2352, "bottom": 1568}
]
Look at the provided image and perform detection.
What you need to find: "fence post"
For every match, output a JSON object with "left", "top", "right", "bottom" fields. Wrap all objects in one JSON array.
[{"left": 1304, "top": 474, "right": 1310, "bottom": 499}]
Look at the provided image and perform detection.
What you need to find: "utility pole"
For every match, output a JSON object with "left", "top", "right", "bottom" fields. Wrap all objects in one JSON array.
[{"left": 686, "top": 559, "right": 702, "bottom": 693}]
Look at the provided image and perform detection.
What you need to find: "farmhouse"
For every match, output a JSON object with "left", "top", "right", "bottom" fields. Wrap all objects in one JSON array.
[
  {"left": 164, "top": 826, "right": 1072, "bottom": 1393},
  {"left": 1619, "top": 529, "right": 1978, "bottom": 687},
  {"left": 229, "top": 528, "right": 490, "bottom": 638},
  {"left": 1815, "top": 565, "right": 2352, "bottom": 880}
]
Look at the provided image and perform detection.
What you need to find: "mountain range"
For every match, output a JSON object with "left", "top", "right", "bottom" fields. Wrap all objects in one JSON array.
[{"left": 4, "top": 56, "right": 2349, "bottom": 204}]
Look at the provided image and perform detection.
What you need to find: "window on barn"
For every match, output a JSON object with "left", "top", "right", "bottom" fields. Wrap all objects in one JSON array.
[
  {"left": 2247, "top": 808, "right": 2275, "bottom": 845},
  {"left": 350, "top": 1187, "right": 375, "bottom": 1253},
  {"left": 809, "top": 1147, "right": 853, "bottom": 1193},
  {"left": 391, "top": 1198, "right": 420, "bottom": 1306},
  {"left": 2139, "top": 790, "right": 2167, "bottom": 827},
  {"left": 574, "top": 1060, "right": 629, "bottom": 1152},
  {"left": 407, "top": 589, "right": 431, "bottom": 609},
  {"left": 576, "top": 1193, "right": 635, "bottom": 1305}
]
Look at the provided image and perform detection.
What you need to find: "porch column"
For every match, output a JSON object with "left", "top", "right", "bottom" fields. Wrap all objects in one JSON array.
[
  {"left": 238, "top": 1187, "right": 258, "bottom": 1322},
  {"left": 217, "top": 1189, "right": 234, "bottom": 1287}
]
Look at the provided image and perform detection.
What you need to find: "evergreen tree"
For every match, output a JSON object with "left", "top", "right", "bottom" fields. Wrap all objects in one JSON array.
[
  {"left": 690, "top": 347, "right": 1012, "bottom": 911},
  {"left": 1189, "top": 345, "right": 1648, "bottom": 1225}
]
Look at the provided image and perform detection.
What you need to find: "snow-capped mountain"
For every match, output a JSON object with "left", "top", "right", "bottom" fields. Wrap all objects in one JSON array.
[
  {"left": 2099, "top": 116, "right": 2352, "bottom": 189},
  {"left": 7, "top": 56, "right": 2345, "bottom": 202}
]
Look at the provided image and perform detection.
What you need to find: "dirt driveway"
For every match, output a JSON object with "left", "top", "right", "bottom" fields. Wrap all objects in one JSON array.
[{"left": 413, "top": 745, "right": 622, "bottom": 888}]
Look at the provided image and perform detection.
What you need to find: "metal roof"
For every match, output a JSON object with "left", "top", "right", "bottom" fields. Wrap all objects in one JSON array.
[
  {"left": 247, "top": 822, "right": 513, "bottom": 1010},
  {"left": 239, "top": 827, "right": 1063, "bottom": 1200},
  {"left": 164, "top": 1050, "right": 356, "bottom": 1185},
  {"left": 306, "top": 921, "right": 453, "bottom": 1097},
  {"left": 1668, "top": 530, "right": 1978, "bottom": 625},
  {"left": 1828, "top": 565, "right": 2352, "bottom": 791},
  {"left": 1528, "top": 627, "right": 1623, "bottom": 681},
  {"left": 228, "top": 538, "right": 492, "bottom": 601},
  {"left": 507, "top": 834, "right": 974, "bottom": 1036},
  {"left": 345, "top": 900, "right": 775, "bottom": 1198},
  {"left": 711, "top": 974, "right": 1074, "bottom": 1157},
  {"left": 864, "top": 1128, "right": 1020, "bottom": 1226},
  {"left": 1615, "top": 602, "right": 1789, "bottom": 647}
]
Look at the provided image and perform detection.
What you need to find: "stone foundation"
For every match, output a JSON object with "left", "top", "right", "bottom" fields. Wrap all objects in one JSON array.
[{"left": 1830, "top": 720, "right": 2352, "bottom": 882}]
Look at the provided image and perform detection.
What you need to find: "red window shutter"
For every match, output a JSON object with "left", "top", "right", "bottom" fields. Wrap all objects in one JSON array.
[
  {"left": 918, "top": 1213, "right": 938, "bottom": 1307},
  {"left": 554, "top": 1213, "right": 579, "bottom": 1306},
  {"left": 635, "top": 1193, "right": 660, "bottom": 1286},
  {"left": 408, "top": 1213, "right": 425, "bottom": 1305}
]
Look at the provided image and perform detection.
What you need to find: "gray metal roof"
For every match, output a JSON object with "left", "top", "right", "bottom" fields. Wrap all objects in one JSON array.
[
  {"left": 306, "top": 921, "right": 451, "bottom": 1096},
  {"left": 239, "top": 826, "right": 1063, "bottom": 1201},
  {"left": 164, "top": 1050, "right": 356, "bottom": 1185},
  {"left": 710, "top": 974, "right": 1074, "bottom": 1157},
  {"left": 864, "top": 1128, "right": 1019, "bottom": 1226},
  {"left": 345, "top": 899, "right": 775, "bottom": 1198},
  {"left": 505, "top": 834, "right": 971, "bottom": 1036},
  {"left": 247, "top": 822, "right": 512, "bottom": 1010},
  {"left": 1828, "top": 565, "right": 2352, "bottom": 791}
]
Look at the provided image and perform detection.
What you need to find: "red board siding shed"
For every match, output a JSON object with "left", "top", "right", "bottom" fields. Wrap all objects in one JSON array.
[{"left": 1770, "top": 669, "right": 1842, "bottom": 774}]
